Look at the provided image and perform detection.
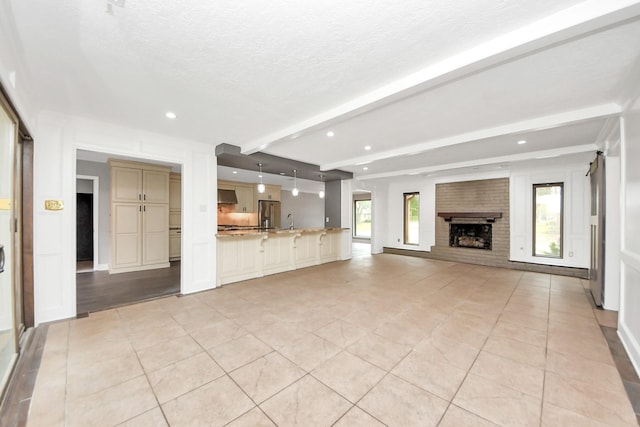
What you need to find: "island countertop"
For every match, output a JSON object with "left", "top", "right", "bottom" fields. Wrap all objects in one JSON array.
[{"left": 216, "top": 227, "right": 349, "bottom": 237}]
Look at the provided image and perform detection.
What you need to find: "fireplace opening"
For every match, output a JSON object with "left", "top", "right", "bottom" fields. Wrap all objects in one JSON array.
[{"left": 449, "top": 223, "right": 492, "bottom": 250}]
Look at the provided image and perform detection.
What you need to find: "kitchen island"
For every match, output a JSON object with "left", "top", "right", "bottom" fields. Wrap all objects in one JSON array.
[{"left": 216, "top": 227, "right": 349, "bottom": 285}]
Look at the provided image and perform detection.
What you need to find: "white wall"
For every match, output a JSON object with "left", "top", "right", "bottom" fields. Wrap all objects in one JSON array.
[
  {"left": 384, "top": 177, "right": 436, "bottom": 252},
  {"left": 33, "top": 112, "right": 218, "bottom": 324},
  {"left": 76, "top": 161, "right": 110, "bottom": 268},
  {"left": 604, "top": 136, "right": 621, "bottom": 311},
  {"left": 510, "top": 164, "right": 590, "bottom": 268},
  {"left": 372, "top": 166, "right": 590, "bottom": 270},
  {"left": 619, "top": 79, "right": 640, "bottom": 376}
]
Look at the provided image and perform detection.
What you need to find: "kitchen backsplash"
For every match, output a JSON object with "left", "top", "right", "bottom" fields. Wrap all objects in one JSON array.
[{"left": 218, "top": 206, "right": 258, "bottom": 226}]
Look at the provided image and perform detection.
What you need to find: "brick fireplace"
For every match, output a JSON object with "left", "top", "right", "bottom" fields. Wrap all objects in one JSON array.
[{"left": 430, "top": 178, "right": 510, "bottom": 267}]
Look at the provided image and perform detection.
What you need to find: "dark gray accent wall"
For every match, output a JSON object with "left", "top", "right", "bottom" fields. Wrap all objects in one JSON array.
[
  {"left": 76, "top": 160, "right": 110, "bottom": 266},
  {"left": 325, "top": 180, "right": 342, "bottom": 228},
  {"left": 280, "top": 191, "right": 324, "bottom": 229}
]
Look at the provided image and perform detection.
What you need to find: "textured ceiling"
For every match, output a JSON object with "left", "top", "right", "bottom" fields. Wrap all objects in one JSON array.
[{"left": 2, "top": 1, "right": 640, "bottom": 180}]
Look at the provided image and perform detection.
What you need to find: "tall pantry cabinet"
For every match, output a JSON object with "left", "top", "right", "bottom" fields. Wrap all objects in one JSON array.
[{"left": 109, "top": 159, "right": 171, "bottom": 273}]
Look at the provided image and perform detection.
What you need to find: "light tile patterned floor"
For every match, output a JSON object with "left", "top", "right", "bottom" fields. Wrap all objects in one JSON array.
[{"left": 27, "top": 253, "right": 638, "bottom": 426}]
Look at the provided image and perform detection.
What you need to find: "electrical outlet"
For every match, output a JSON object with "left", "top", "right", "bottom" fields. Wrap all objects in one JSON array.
[
  {"left": 569, "top": 251, "right": 574, "bottom": 257},
  {"left": 397, "top": 238, "right": 400, "bottom": 242},
  {"left": 326, "top": 217, "right": 329, "bottom": 223}
]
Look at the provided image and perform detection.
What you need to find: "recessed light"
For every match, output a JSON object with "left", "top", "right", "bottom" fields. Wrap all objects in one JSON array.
[
  {"left": 517, "top": 140, "right": 527, "bottom": 145},
  {"left": 364, "top": 145, "right": 371, "bottom": 151},
  {"left": 363, "top": 167, "right": 369, "bottom": 171},
  {"left": 232, "top": 171, "right": 238, "bottom": 174},
  {"left": 327, "top": 131, "right": 335, "bottom": 137},
  {"left": 165, "top": 112, "right": 176, "bottom": 119}
]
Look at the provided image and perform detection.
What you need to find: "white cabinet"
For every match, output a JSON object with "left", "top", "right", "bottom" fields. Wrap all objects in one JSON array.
[
  {"left": 112, "top": 168, "right": 142, "bottom": 202},
  {"left": 111, "top": 166, "right": 169, "bottom": 203},
  {"left": 112, "top": 203, "right": 142, "bottom": 268},
  {"left": 235, "top": 185, "right": 254, "bottom": 213},
  {"left": 258, "top": 185, "right": 281, "bottom": 202},
  {"left": 109, "top": 160, "right": 171, "bottom": 273},
  {"left": 169, "top": 173, "right": 181, "bottom": 211},
  {"left": 169, "top": 229, "right": 181, "bottom": 260},
  {"left": 218, "top": 180, "right": 255, "bottom": 213},
  {"left": 169, "top": 173, "right": 181, "bottom": 261}
]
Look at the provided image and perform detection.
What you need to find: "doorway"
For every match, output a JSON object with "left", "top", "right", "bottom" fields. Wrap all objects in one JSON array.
[
  {"left": 76, "top": 176, "right": 98, "bottom": 273},
  {"left": 0, "top": 90, "right": 20, "bottom": 398},
  {"left": 75, "top": 150, "right": 182, "bottom": 314}
]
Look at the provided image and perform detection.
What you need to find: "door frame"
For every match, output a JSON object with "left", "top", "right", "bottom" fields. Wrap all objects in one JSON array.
[{"left": 76, "top": 175, "right": 99, "bottom": 271}]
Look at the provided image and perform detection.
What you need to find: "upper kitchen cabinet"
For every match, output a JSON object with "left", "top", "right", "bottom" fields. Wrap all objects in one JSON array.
[
  {"left": 235, "top": 185, "right": 255, "bottom": 213},
  {"left": 111, "top": 166, "right": 142, "bottom": 202},
  {"left": 218, "top": 180, "right": 255, "bottom": 213},
  {"left": 259, "top": 185, "right": 281, "bottom": 202},
  {"left": 109, "top": 159, "right": 170, "bottom": 203}
]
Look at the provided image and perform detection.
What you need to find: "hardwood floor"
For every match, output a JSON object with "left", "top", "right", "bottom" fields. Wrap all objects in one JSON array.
[{"left": 76, "top": 262, "right": 181, "bottom": 314}]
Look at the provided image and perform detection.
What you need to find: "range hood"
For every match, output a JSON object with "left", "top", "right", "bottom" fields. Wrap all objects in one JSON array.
[{"left": 217, "top": 189, "right": 238, "bottom": 204}]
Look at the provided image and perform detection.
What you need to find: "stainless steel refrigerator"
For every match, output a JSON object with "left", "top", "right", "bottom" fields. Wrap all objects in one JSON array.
[{"left": 258, "top": 200, "right": 281, "bottom": 229}]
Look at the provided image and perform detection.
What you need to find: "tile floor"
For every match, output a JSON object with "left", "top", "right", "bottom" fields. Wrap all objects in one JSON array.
[{"left": 27, "top": 253, "right": 638, "bottom": 426}]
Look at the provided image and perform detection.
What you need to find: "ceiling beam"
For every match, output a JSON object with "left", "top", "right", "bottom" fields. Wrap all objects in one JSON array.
[
  {"left": 320, "top": 103, "right": 621, "bottom": 171},
  {"left": 356, "top": 144, "right": 598, "bottom": 181},
  {"left": 241, "top": 0, "right": 640, "bottom": 156}
]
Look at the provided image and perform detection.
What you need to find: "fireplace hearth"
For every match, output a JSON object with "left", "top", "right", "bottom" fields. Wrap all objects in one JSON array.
[{"left": 449, "top": 223, "right": 492, "bottom": 250}]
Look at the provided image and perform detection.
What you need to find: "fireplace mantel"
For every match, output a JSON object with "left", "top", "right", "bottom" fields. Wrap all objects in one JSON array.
[{"left": 437, "top": 212, "right": 503, "bottom": 222}]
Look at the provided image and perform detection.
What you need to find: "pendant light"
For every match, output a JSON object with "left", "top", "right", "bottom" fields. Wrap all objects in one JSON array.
[
  {"left": 318, "top": 174, "right": 325, "bottom": 199},
  {"left": 257, "top": 163, "right": 265, "bottom": 194},
  {"left": 292, "top": 169, "right": 299, "bottom": 196}
]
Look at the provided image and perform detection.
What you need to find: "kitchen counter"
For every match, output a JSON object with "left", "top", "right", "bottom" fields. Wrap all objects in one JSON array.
[
  {"left": 216, "top": 227, "right": 348, "bottom": 237},
  {"left": 216, "top": 227, "right": 350, "bottom": 285}
]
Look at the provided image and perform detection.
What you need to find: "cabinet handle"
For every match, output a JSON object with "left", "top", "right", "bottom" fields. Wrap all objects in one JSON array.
[
  {"left": 144, "top": 194, "right": 146, "bottom": 201},
  {"left": 139, "top": 205, "right": 142, "bottom": 212},
  {"left": 144, "top": 205, "right": 146, "bottom": 212},
  {"left": 139, "top": 194, "right": 141, "bottom": 200}
]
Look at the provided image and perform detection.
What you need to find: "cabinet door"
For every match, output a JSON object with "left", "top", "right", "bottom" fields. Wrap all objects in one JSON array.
[
  {"left": 112, "top": 203, "right": 142, "bottom": 268},
  {"left": 169, "top": 231, "right": 181, "bottom": 259},
  {"left": 112, "top": 168, "right": 142, "bottom": 203},
  {"left": 267, "top": 185, "right": 281, "bottom": 201},
  {"left": 143, "top": 170, "right": 169, "bottom": 203},
  {"left": 235, "top": 186, "right": 255, "bottom": 212},
  {"left": 143, "top": 203, "right": 169, "bottom": 265},
  {"left": 169, "top": 176, "right": 181, "bottom": 211}
]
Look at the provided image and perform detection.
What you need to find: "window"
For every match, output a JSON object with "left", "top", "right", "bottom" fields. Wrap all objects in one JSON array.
[
  {"left": 403, "top": 192, "right": 419, "bottom": 245},
  {"left": 354, "top": 199, "right": 372, "bottom": 238},
  {"left": 533, "top": 183, "right": 563, "bottom": 258}
]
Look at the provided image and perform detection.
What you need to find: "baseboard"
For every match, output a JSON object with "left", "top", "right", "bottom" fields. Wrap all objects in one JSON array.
[
  {"left": 618, "top": 320, "right": 640, "bottom": 379},
  {"left": 382, "top": 247, "right": 588, "bottom": 278},
  {"left": 95, "top": 264, "right": 109, "bottom": 271}
]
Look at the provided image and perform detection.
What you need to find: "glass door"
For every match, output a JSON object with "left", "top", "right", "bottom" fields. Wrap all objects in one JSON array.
[{"left": 0, "top": 96, "right": 18, "bottom": 394}]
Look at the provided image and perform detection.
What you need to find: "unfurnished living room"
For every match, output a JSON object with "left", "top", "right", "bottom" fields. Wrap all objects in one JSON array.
[{"left": 1, "top": 1, "right": 640, "bottom": 426}]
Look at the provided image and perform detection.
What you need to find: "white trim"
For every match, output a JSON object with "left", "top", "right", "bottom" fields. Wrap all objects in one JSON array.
[
  {"left": 618, "top": 304, "right": 640, "bottom": 377},
  {"left": 76, "top": 174, "right": 99, "bottom": 272}
]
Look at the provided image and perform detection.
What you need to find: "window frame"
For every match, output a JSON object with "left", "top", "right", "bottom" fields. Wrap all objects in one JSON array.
[
  {"left": 403, "top": 192, "right": 420, "bottom": 245},
  {"left": 532, "top": 182, "right": 564, "bottom": 258},
  {"left": 353, "top": 199, "right": 372, "bottom": 238}
]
